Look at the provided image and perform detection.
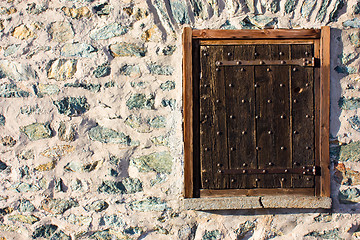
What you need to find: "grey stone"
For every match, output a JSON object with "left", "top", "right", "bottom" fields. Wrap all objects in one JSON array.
[
  {"left": 109, "top": 43, "right": 146, "bottom": 57},
  {"left": 3, "top": 44, "right": 20, "bottom": 57},
  {"left": 130, "top": 81, "right": 147, "bottom": 89},
  {"left": 90, "top": 23, "right": 128, "bottom": 40},
  {"left": 109, "top": 155, "right": 121, "bottom": 165},
  {"left": 20, "top": 105, "right": 40, "bottom": 115},
  {"left": 66, "top": 214, "right": 92, "bottom": 227},
  {"left": 150, "top": 173, "right": 167, "bottom": 186},
  {"left": 1, "top": 136, "right": 16, "bottom": 147},
  {"left": 305, "top": 228, "right": 341, "bottom": 239},
  {"left": 100, "top": 215, "right": 124, "bottom": 228},
  {"left": 316, "top": 0, "right": 331, "bottom": 22},
  {"left": 55, "top": 178, "right": 65, "bottom": 192},
  {"left": 148, "top": 116, "right": 166, "bottom": 128},
  {"left": 19, "top": 166, "right": 30, "bottom": 178},
  {"left": 94, "top": 63, "right": 111, "bottom": 78},
  {"left": 245, "top": 0, "right": 255, "bottom": 13},
  {"left": 82, "top": 161, "right": 99, "bottom": 172},
  {"left": 15, "top": 182, "right": 39, "bottom": 193},
  {"left": 49, "top": 21, "right": 74, "bottom": 42},
  {"left": 350, "top": 32, "right": 360, "bottom": 47},
  {"left": 131, "top": 151, "right": 173, "bottom": 174},
  {"left": 169, "top": 0, "right": 190, "bottom": 24},
  {"left": 70, "top": 179, "right": 82, "bottom": 191},
  {"left": 159, "top": 45, "right": 176, "bottom": 56},
  {"left": 61, "top": 43, "right": 97, "bottom": 58},
  {"left": 64, "top": 82, "right": 101, "bottom": 92},
  {"left": 17, "top": 149, "right": 34, "bottom": 161},
  {"left": 64, "top": 162, "right": 82, "bottom": 172},
  {"left": 20, "top": 123, "right": 52, "bottom": 141},
  {"left": 338, "top": 97, "right": 360, "bottom": 110},
  {"left": 47, "top": 59, "right": 77, "bottom": 81},
  {"left": 161, "top": 99, "right": 176, "bottom": 110},
  {"left": 151, "top": 135, "right": 169, "bottom": 146},
  {"left": 334, "top": 66, "right": 357, "bottom": 75},
  {"left": 355, "top": 2, "right": 360, "bottom": 15},
  {"left": 41, "top": 198, "right": 78, "bottom": 214},
  {"left": 93, "top": 3, "right": 112, "bottom": 16},
  {"left": 26, "top": 3, "right": 47, "bottom": 14},
  {"left": 128, "top": 197, "right": 167, "bottom": 211},
  {"left": 178, "top": 223, "right": 197, "bottom": 240},
  {"left": 153, "top": 0, "right": 175, "bottom": 34},
  {"left": 50, "top": 230, "right": 71, "bottom": 240},
  {"left": 348, "top": 115, "right": 360, "bottom": 132},
  {"left": 160, "top": 81, "right": 175, "bottom": 91},
  {"left": 242, "top": 15, "right": 278, "bottom": 29},
  {"left": 125, "top": 114, "right": 151, "bottom": 133},
  {"left": 58, "top": 122, "right": 76, "bottom": 142},
  {"left": 8, "top": 214, "right": 39, "bottom": 224},
  {"left": 97, "top": 178, "right": 143, "bottom": 194},
  {"left": 18, "top": 199, "right": 35, "bottom": 212},
  {"left": 126, "top": 94, "right": 155, "bottom": 110},
  {"left": 61, "top": 6, "right": 91, "bottom": 19},
  {"left": 190, "top": 0, "right": 206, "bottom": 18},
  {"left": 202, "top": 230, "right": 221, "bottom": 240},
  {"left": 33, "top": 83, "right": 60, "bottom": 97},
  {"left": 119, "top": 64, "right": 141, "bottom": 77},
  {"left": 88, "top": 126, "right": 131, "bottom": 145},
  {"left": 53, "top": 96, "right": 90, "bottom": 116},
  {"left": 32, "top": 224, "right": 58, "bottom": 239},
  {"left": 84, "top": 200, "right": 109, "bottom": 212},
  {"left": 285, "top": 0, "right": 297, "bottom": 14},
  {"left": 104, "top": 81, "right": 115, "bottom": 88},
  {"left": 339, "top": 52, "right": 357, "bottom": 65},
  {"left": 148, "top": 64, "right": 174, "bottom": 75},
  {"left": 0, "top": 60, "right": 37, "bottom": 81},
  {"left": 301, "top": 0, "right": 316, "bottom": 19},
  {"left": 220, "top": 20, "right": 236, "bottom": 30},
  {"left": 329, "top": 0, "right": 344, "bottom": 22},
  {"left": 90, "top": 230, "right": 113, "bottom": 240},
  {"left": 235, "top": 221, "right": 256, "bottom": 239},
  {"left": 343, "top": 18, "right": 360, "bottom": 28},
  {"left": 0, "top": 114, "right": 4, "bottom": 126},
  {"left": 124, "top": 226, "right": 143, "bottom": 235},
  {"left": 267, "top": 0, "right": 280, "bottom": 13},
  {"left": 314, "top": 213, "right": 332, "bottom": 222}
]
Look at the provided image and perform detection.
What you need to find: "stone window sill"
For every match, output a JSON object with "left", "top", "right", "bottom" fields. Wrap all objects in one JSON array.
[{"left": 181, "top": 196, "right": 332, "bottom": 210}]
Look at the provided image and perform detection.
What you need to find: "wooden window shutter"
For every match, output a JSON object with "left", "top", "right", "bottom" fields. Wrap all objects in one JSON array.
[{"left": 183, "top": 28, "right": 330, "bottom": 199}]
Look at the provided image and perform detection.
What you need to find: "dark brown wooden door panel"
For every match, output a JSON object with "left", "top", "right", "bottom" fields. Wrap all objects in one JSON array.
[{"left": 198, "top": 43, "right": 316, "bottom": 190}]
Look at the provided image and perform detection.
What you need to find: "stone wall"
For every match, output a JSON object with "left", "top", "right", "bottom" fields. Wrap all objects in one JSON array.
[{"left": 0, "top": 0, "right": 360, "bottom": 239}]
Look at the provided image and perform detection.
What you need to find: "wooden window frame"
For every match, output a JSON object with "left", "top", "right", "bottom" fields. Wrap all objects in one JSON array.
[{"left": 183, "top": 27, "right": 330, "bottom": 199}]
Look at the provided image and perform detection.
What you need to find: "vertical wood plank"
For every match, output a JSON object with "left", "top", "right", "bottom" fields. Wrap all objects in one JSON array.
[
  {"left": 320, "top": 26, "right": 331, "bottom": 197},
  {"left": 227, "top": 45, "right": 257, "bottom": 189},
  {"left": 183, "top": 27, "right": 193, "bottom": 198},
  {"left": 291, "top": 44, "right": 315, "bottom": 188},
  {"left": 314, "top": 38, "right": 321, "bottom": 196}
]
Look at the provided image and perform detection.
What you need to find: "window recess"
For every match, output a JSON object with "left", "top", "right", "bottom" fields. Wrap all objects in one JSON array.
[{"left": 182, "top": 27, "right": 331, "bottom": 209}]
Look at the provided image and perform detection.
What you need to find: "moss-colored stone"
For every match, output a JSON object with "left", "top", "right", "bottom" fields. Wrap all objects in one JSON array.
[
  {"left": 64, "top": 82, "right": 101, "bottom": 92},
  {"left": 32, "top": 224, "right": 58, "bottom": 239},
  {"left": 58, "top": 122, "right": 76, "bottom": 142},
  {"left": 49, "top": 21, "right": 74, "bottom": 42},
  {"left": 148, "top": 116, "right": 166, "bottom": 128},
  {"left": 202, "top": 230, "right": 221, "bottom": 240},
  {"left": 128, "top": 197, "right": 166, "bottom": 211},
  {"left": 100, "top": 215, "right": 125, "bottom": 228},
  {"left": 88, "top": 126, "right": 131, "bottom": 145},
  {"left": 301, "top": 0, "right": 316, "bottom": 19},
  {"left": 84, "top": 200, "right": 109, "bottom": 212},
  {"left": 348, "top": 115, "right": 360, "bottom": 132},
  {"left": 148, "top": 64, "right": 174, "bottom": 75},
  {"left": 339, "top": 188, "right": 360, "bottom": 204},
  {"left": 94, "top": 63, "right": 111, "bottom": 78},
  {"left": 0, "top": 83, "right": 30, "bottom": 98},
  {"left": 50, "top": 230, "right": 71, "bottom": 240},
  {"left": 109, "top": 43, "right": 146, "bottom": 57},
  {"left": 35, "top": 161, "right": 56, "bottom": 171},
  {"left": 61, "top": 43, "right": 97, "bottom": 58},
  {"left": 61, "top": 6, "right": 91, "bottom": 19},
  {"left": 98, "top": 178, "right": 143, "bottom": 195},
  {"left": 20, "top": 123, "right": 52, "bottom": 141},
  {"left": 47, "top": 59, "right": 77, "bottom": 81},
  {"left": 125, "top": 115, "right": 151, "bottom": 133},
  {"left": 18, "top": 199, "right": 35, "bottom": 212},
  {"left": 151, "top": 135, "right": 169, "bottom": 146},
  {"left": 40, "top": 145, "right": 75, "bottom": 160},
  {"left": 339, "top": 141, "right": 360, "bottom": 162},
  {"left": 33, "top": 83, "right": 60, "bottom": 97},
  {"left": 41, "top": 198, "right": 78, "bottom": 214},
  {"left": 131, "top": 151, "right": 173, "bottom": 174},
  {"left": 90, "top": 23, "right": 128, "bottom": 40},
  {"left": 160, "top": 80, "right": 175, "bottom": 91},
  {"left": 119, "top": 64, "right": 141, "bottom": 78},
  {"left": 235, "top": 221, "right": 255, "bottom": 239},
  {"left": 169, "top": 0, "right": 190, "bottom": 24},
  {"left": 53, "top": 96, "right": 89, "bottom": 116},
  {"left": 126, "top": 94, "right": 155, "bottom": 110},
  {"left": 8, "top": 214, "right": 39, "bottom": 224},
  {"left": 93, "top": 3, "right": 112, "bottom": 16},
  {"left": 339, "top": 97, "right": 360, "bottom": 110},
  {"left": 284, "top": 0, "right": 297, "bottom": 14},
  {"left": 0, "top": 114, "right": 4, "bottom": 126}
]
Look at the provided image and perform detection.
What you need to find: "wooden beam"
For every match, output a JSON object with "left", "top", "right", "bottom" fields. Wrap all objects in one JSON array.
[
  {"left": 192, "top": 29, "right": 321, "bottom": 39},
  {"left": 183, "top": 27, "right": 193, "bottom": 198},
  {"left": 200, "top": 188, "right": 314, "bottom": 197},
  {"left": 320, "top": 26, "right": 331, "bottom": 197}
]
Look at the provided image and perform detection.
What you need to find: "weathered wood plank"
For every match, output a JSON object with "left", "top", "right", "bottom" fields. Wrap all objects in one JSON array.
[
  {"left": 200, "top": 39, "right": 315, "bottom": 46},
  {"left": 200, "top": 188, "right": 314, "bottom": 197}
]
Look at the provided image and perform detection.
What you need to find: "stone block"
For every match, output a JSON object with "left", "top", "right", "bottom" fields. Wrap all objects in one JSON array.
[
  {"left": 41, "top": 198, "right": 78, "bottom": 214},
  {"left": 128, "top": 197, "right": 167, "bottom": 211},
  {"left": 131, "top": 151, "right": 173, "bottom": 174},
  {"left": 8, "top": 214, "right": 39, "bottom": 224},
  {"left": 32, "top": 224, "right": 58, "bottom": 239},
  {"left": 20, "top": 123, "right": 52, "bottom": 141},
  {"left": 40, "top": 145, "right": 75, "bottom": 160},
  {"left": 88, "top": 126, "right": 131, "bottom": 145},
  {"left": 109, "top": 43, "right": 146, "bottom": 57},
  {"left": 61, "top": 43, "right": 97, "bottom": 58},
  {"left": 61, "top": 6, "right": 91, "bottom": 19},
  {"left": 126, "top": 94, "right": 155, "bottom": 110},
  {"left": 84, "top": 200, "right": 109, "bottom": 212},
  {"left": 53, "top": 96, "right": 89, "bottom": 116},
  {"left": 0, "top": 60, "right": 37, "bottom": 81},
  {"left": 49, "top": 21, "right": 74, "bottom": 42},
  {"left": 148, "top": 64, "right": 174, "bottom": 75},
  {"left": 47, "top": 59, "right": 77, "bottom": 81},
  {"left": 64, "top": 82, "right": 101, "bottom": 92},
  {"left": 90, "top": 23, "right": 128, "bottom": 40},
  {"left": 94, "top": 63, "right": 111, "bottom": 78}
]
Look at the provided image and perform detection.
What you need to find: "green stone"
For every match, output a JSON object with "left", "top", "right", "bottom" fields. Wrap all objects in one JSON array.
[
  {"left": 242, "top": 15, "right": 277, "bottom": 29},
  {"left": 169, "top": 0, "right": 190, "bottom": 24},
  {"left": 343, "top": 18, "right": 360, "bottom": 28},
  {"left": 160, "top": 80, "right": 175, "bottom": 91},
  {"left": 119, "top": 64, "right": 141, "bottom": 77},
  {"left": 121, "top": 177, "right": 143, "bottom": 193},
  {"left": 32, "top": 224, "right": 58, "bottom": 239},
  {"left": 53, "top": 96, "right": 90, "bottom": 116},
  {"left": 0, "top": 114, "right": 4, "bottom": 126},
  {"left": 284, "top": 0, "right": 297, "bottom": 14},
  {"left": 93, "top": 3, "right": 112, "bottom": 16},
  {"left": 339, "top": 52, "right": 357, "bottom": 65},
  {"left": 161, "top": 99, "right": 176, "bottom": 110},
  {"left": 0, "top": 83, "right": 30, "bottom": 98},
  {"left": 18, "top": 199, "right": 35, "bottom": 212},
  {"left": 128, "top": 197, "right": 167, "bottom": 211},
  {"left": 41, "top": 198, "right": 78, "bottom": 214},
  {"left": 20, "top": 123, "right": 52, "bottom": 141},
  {"left": 131, "top": 151, "right": 173, "bottom": 174},
  {"left": 350, "top": 32, "right": 360, "bottom": 47},
  {"left": 316, "top": 0, "right": 331, "bottom": 22},
  {"left": 338, "top": 97, "right": 360, "bottom": 110},
  {"left": 98, "top": 178, "right": 143, "bottom": 194},
  {"left": 109, "top": 43, "right": 146, "bottom": 57},
  {"left": 305, "top": 228, "right": 341, "bottom": 239},
  {"left": 71, "top": 179, "right": 82, "bottom": 191},
  {"left": 84, "top": 200, "right": 109, "bottom": 212},
  {"left": 339, "top": 141, "right": 360, "bottom": 162},
  {"left": 20, "top": 105, "right": 40, "bottom": 115},
  {"left": 88, "top": 126, "right": 131, "bottom": 145},
  {"left": 0, "top": 60, "right": 37, "bottom": 81},
  {"left": 148, "top": 64, "right": 174, "bottom": 75},
  {"left": 348, "top": 115, "right": 360, "bottom": 132},
  {"left": 26, "top": 3, "right": 47, "bottom": 14},
  {"left": 61, "top": 43, "right": 97, "bottom": 58},
  {"left": 314, "top": 213, "right": 332, "bottom": 222},
  {"left": 151, "top": 135, "right": 169, "bottom": 146},
  {"left": 90, "top": 22, "right": 128, "bottom": 40},
  {"left": 100, "top": 215, "right": 124, "bottom": 228},
  {"left": 329, "top": 0, "right": 344, "bottom": 22},
  {"left": 4, "top": 44, "right": 20, "bottom": 57},
  {"left": 8, "top": 214, "right": 39, "bottom": 224},
  {"left": 64, "top": 82, "right": 101, "bottom": 92},
  {"left": 33, "top": 83, "right": 60, "bottom": 97},
  {"left": 125, "top": 115, "right": 151, "bottom": 133},
  {"left": 94, "top": 63, "right": 111, "bottom": 78},
  {"left": 148, "top": 116, "right": 166, "bottom": 128},
  {"left": 126, "top": 94, "right": 155, "bottom": 110},
  {"left": 235, "top": 221, "right": 255, "bottom": 239},
  {"left": 161, "top": 45, "right": 176, "bottom": 55},
  {"left": 220, "top": 20, "right": 236, "bottom": 30},
  {"left": 202, "top": 230, "right": 221, "bottom": 240},
  {"left": 90, "top": 230, "right": 112, "bottom": 240},
  {"left": 50, "top": 230, "right": 71, "bottom": 240},
  {"left": 301, "top": 0, "right": 316, "bottom": 19}
]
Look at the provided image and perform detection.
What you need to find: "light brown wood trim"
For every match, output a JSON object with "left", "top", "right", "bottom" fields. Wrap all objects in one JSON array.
[
  {"left": 314, "top": 38, "right": 321, "bottom": 196},
  {"left": 183, "top": 27, "right": 193, "bottom": 198},
  {"left": 320, "top": 26, "right": 331, "bottom": 197},
  {"left": 200, "top": 39, "right": 315, "bottom": 45},
  {"left": 200, "top": 188, "right": 314, "bottom": 197},
  {"left": 192, "top": 29, "right": 321, "bottom": 39}
]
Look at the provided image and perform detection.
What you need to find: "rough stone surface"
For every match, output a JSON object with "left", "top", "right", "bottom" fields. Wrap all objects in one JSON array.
[
  {"left": 339, "top": 141, "right": 360, "bottom": 162},
  {"left": 126, "top": 94, "right": 155, "bottom": 110},
  {"left": 84, "top": 200, "right": 109, "bottom": 212},
  {"left": 61, "top": 43, "right": 97, "bottom": 58},
  {"left": 61, "top": 6, "right": 91, "bottom": 19},
  {"left": 40, "top": 145, "right": 75, "bottom": 160},
  {"left": 0, "top": 114, "right": 5, "bottom": 126},
  {"left": 49, "top": 21, "right": 74, "bottom": 42},
  {"left": 348, "top": 115, "right": 360, "bottom": 132},
  {"left": 160, "top": 80, "right": 175, "bottom": 91},
  {"left": 98, "top": 178, "right": 143, "bottom": 194},
  {"left": 47, "top": 59, "right": 77, "bottom": 81},
  {"left": 148, "top": 64, "right": 174, "bottom": 75},
  {"left": 131, "top": 151, "right": 173, "bottom": 174},
  {"left": 20, "top": 123, "right": 52, "bottom": 141},
  {"left": 90, "top": 23, "right": 128, "bottom": 41},
  {"left": 128, "top": 197, "right": 167, "bottom": 211},
  {"left": 88, "top": 126, "right": 131, "bottom": 145},
  {"left": 41, "top": 198, "right": 78, "bottom": 214},
  {"left": 32, "top": 224, "right": 58, "bottom": 239},
  {"left": 0, "top": 83, "right": 30, "bottom": 98},
  {"left": 109, "top": 43, "right": 146, "bottom": 57},
  {"left": 53, "top": 97, "right": 90, "bottom": 116},
  {"left": 58, "top": 122, "right": 76, "bottom": 142},
  {"left": 0, "top": 60, "right": 37, "bottom": 81},
  {"left": 94, "top": 63, "right": 111, "bottom": 78},
  {"left": 64, "top": 82, "right": 101, "bottom": 93},
  {"left": 334, "top": 162, "right": 360, "bottom": 186},
  {"left": 34, "top": 84, "right": 60, "bottom": 97},
  {"left": 119, "top": 64, "right": 141, "bottom": 77},
  {"left": 8, "top": 214, "right": 40, "bottom": 224}
]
